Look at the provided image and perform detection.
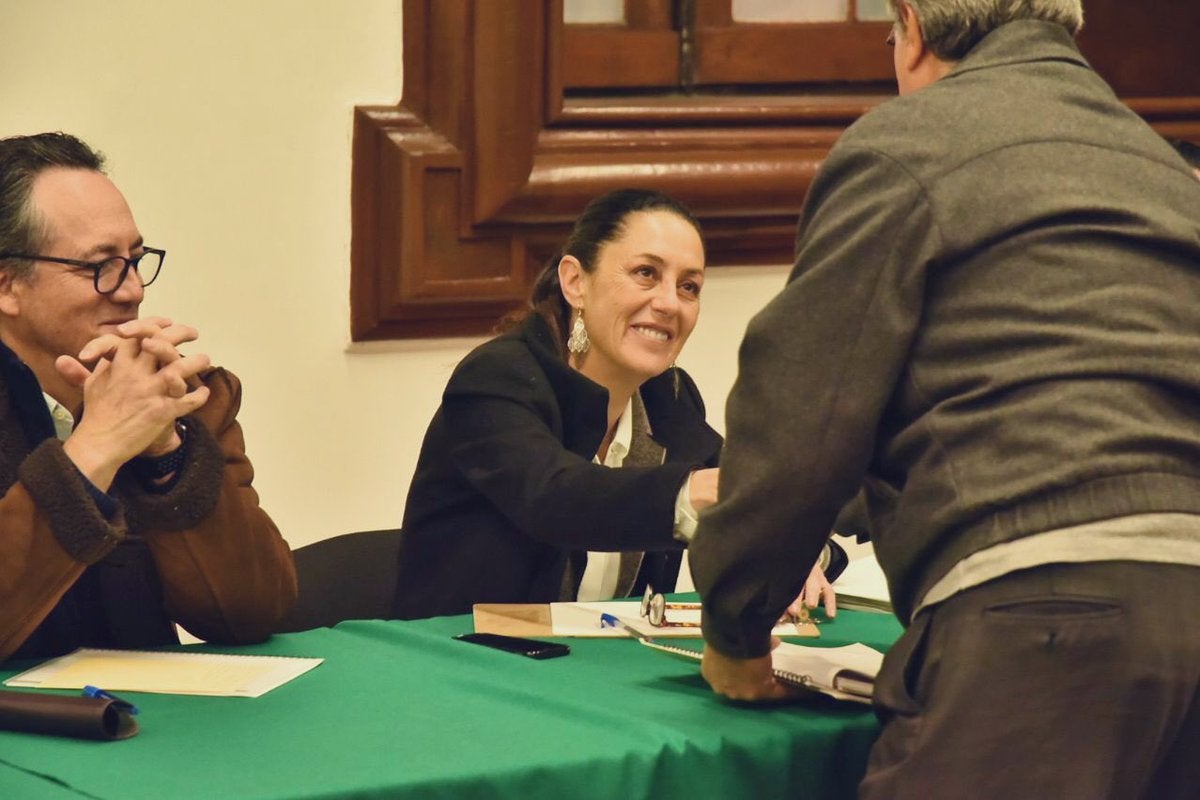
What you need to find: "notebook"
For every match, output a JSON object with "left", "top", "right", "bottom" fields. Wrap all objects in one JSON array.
[{"left": 605, "top": 613, "right": 883, "bottom": 704}]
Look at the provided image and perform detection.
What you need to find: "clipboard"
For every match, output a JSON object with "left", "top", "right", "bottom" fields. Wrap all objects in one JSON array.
[{"left": 472, "top": 604, "right": 553, "bottom": 637}]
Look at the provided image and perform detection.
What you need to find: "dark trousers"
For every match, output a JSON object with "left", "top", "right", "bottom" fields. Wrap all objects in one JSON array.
[{"left": 860, "top": 561, "right": 1200, "bottom": 800}]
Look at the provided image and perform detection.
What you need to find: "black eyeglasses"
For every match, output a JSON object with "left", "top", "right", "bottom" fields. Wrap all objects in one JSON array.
[
  {"left": 638, "top": 584, "right": 818, "bottom": 629},
  {"left": 0, "top": 248, "right": 165, "bottom": 295},
  {"left": 640, "top": 585, "right": 701, "bottom": 628}
]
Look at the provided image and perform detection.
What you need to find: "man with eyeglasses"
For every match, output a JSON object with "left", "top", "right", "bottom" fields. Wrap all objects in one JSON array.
[
  {"left": 0, "top": 132, "right": 296, "bottom": 661},
  {"left": 690, "top": 1, "right": 1200, "bottom": 797}
]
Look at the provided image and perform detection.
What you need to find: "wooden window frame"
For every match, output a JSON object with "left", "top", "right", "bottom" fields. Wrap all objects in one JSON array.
[
  {"left": 560, "top": 0, "right": 680, "bottom": 89},
  {"left": 692, "top": 0, "right": 895, "bottom": 85},
  {"left": 351, "top": 0, "right": 1200, "bottom": 340}
]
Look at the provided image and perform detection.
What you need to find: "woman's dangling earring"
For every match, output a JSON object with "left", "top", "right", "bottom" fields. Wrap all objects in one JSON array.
[{"left": 567, "top": 309, "right": 590, "bottom": 354}]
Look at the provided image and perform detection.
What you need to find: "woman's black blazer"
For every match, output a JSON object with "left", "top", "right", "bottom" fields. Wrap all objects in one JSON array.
[{"left": 393, "top": 314, "right": 723, "bottom": 619}]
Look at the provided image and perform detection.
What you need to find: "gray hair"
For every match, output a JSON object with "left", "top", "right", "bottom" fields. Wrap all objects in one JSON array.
[
  {"left": 891, "top": 0, "right": 1084, "bottom": 62},
  {"left": 0, "top": 132, "right": 106, "bottom": 279}
]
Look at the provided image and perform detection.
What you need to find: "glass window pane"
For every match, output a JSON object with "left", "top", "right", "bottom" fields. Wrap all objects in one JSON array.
[
  {"left": 733, "top": 0, "right": 848, "bottom": 23},
  {"left": 857, "top": 0, "right": 893, "bottom": 21},
  {"left": 564, "top": 0, "right": 625, "bottom": 25}
]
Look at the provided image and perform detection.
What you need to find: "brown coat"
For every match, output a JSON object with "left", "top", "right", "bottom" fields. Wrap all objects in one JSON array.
[{"left": 0, "top": 363, "right": 297, "bottom": 661}]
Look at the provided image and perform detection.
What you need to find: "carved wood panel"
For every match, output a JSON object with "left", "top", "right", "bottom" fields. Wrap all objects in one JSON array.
[{"left": 351, "top": 0, "right": 1200, "bottom": 340}]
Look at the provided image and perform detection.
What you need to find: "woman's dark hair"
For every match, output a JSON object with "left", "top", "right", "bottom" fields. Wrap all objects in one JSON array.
[{"left": 506, "top": 188, "right": 702, "bottom": 357}]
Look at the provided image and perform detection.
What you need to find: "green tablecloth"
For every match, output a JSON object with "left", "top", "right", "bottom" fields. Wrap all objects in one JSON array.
[{"left": 0, "top": 608, "right": 901, "bottom": 800}]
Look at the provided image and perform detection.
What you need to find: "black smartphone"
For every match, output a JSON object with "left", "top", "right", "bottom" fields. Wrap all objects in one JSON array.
[{"left": 453, "top": 632, "right": 570, "bottom": 659}]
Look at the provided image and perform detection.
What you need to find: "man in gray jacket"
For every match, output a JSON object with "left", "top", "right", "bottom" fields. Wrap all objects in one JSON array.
[{"left": 689, "top": 1, "right": 1200, "bottom": 796}]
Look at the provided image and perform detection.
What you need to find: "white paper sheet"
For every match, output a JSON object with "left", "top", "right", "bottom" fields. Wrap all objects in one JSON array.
[
  {"left": 4, "top": 648, "right": 323, "bottom": 698},
  {"left": 833, "top": 553, "right": 893, "bottom": 612}
]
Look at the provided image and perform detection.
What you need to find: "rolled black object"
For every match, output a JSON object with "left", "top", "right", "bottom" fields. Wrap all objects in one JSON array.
[{"left": 0, "top": 690, "right": 138, "bottom": 740}]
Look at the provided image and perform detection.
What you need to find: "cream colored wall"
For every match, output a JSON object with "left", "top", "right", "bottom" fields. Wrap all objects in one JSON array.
[{"left": 1, "top": 1, "right": 794, "bottom": 550}]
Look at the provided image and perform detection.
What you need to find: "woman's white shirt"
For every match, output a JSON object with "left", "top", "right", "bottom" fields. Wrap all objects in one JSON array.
[{"left": 576, "top": 398, "right": 698, "bottom": 601}]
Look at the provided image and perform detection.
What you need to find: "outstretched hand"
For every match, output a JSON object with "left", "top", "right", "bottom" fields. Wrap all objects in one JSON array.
[{"left": 788, "top": 561, "right": 838, "bottom": 620}]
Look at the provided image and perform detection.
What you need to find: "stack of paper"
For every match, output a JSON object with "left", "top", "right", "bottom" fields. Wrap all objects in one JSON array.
[
  {"left": 833, "top": 553, "right": 893, "bottom": 614},
  {"left": 4, "top": 649, "right": 323, "bottom": 698}
]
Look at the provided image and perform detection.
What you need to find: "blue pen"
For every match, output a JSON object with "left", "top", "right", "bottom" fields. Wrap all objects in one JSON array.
[
  {"left": 82, "top": 685, "right": 139, "bottom": 715},
  {"left": 599, "top": 613, "right": 649, "bottom": 642}
]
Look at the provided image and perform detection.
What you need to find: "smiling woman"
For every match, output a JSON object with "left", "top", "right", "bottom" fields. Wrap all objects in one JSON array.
[
  {"left": 559, "top": 208, "right": 705, "bottom": 431},
  {"left": 393, "top": 189, "right": 848, "bottom": 619},
  {"left": 392, "top": 190, "right": 728, "bottom": 619},
  {"left": 548, "top": 192, "right": 708, "bottom": 462}
]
